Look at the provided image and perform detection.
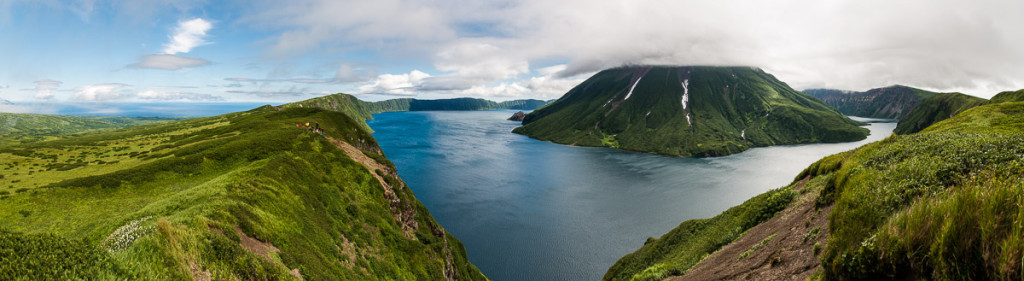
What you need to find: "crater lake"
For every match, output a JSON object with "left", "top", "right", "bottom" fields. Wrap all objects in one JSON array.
[{"left": 367, "top": 110, "right": 895, "bottom": 281}]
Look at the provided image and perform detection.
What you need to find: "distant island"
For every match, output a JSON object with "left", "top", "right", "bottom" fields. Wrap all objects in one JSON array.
[{"left": 512, "top": 65, "right": 869, "bottom": 157}]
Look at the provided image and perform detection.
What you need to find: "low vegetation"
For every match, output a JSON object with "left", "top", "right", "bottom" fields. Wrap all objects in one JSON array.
[
  {"left": 820, "top": 102, "right": 1024, "bottom": 279},
  {"left": 0, "top": 106, "right": 486, "bottom": 280},
  {"left": 0, "top": 113, "right": 179, "bottom": 146},
  {"left": 607, "top": 100, "right": 1024, "bottom": 280},
  {"left": 737, "top": 233, "right": 776, "bottom": 260},
  {"left": 893, "top": 92, "right": 988, "bottom": 134},
  {"left": 990, "top": 89, "right": 1024, "bottom": 103}
]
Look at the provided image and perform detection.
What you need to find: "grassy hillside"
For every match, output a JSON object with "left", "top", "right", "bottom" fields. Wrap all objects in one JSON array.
[
  {"left": 0, "top": 113, "right": 180, "bottom": 146},
  {"left": 0, "top": 106, "right": 486, "bottom": 280},
  {"left": 284, "top": 93, "right": 550, "bottom": 132},
  {"left": 893, "top": 92, "right": 988, "bottom": 134},
  {"left": 990, "top": 89, "right": 1024, "bottom": 103},
  {"left": 805, "top": 85, "right": 937, "bottom": 119},
  {"left": 514, "top": 66, "right": 868, "bottom": 157},
  {"left": 606, "top": 101, "right": 1024, "bottom": 280}
]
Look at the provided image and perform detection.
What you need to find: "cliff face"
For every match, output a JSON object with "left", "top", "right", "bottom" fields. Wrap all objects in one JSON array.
[
  {"left": 805, "top": 85, "right": 937, "bottom": 119},
  {"left": 514, "top": 65, "right": 868, "bottom": 157}
]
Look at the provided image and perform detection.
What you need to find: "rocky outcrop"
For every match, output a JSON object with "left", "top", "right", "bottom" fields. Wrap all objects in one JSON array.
[{"left": 507, "top": 111, "right": 526, "bottom": 121}]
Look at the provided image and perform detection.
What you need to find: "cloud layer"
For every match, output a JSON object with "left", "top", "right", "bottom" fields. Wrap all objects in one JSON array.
[
  {"left": 130, "top": 54, "right": 211, "bottom": 70},
  {"left": 250, "top": 0, "right": 1024, "bottom": 98},
  {"left": 75, "top": 83, "right": 129, "bottom": 101},
  {"left": 138, "top": 90, "right": 223, "bottom": 101},
  {"left": 32, "top": 79, "right": 62, "bottom": 99}
]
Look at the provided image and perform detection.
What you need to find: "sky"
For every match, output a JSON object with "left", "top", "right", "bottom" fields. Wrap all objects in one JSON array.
[{"left": 1, "top": 0, "right": 1023, "bottom": 110}]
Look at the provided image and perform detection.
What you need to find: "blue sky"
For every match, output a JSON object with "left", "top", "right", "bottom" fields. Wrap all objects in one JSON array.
[{"left": 2, "top": 0, "right": 1023, "bottom": 109}]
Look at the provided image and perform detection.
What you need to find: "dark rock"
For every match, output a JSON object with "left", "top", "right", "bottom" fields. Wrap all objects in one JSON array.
[{"left": 507, "top": 111, "right": 526, "bottom": 121}]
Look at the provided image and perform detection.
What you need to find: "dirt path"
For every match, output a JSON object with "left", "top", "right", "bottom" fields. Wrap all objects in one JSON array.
[
  {"left": 327, "top": 137, "right": 419, "bottom": 240},
  {"left": 671, "top": 177, "right": 831, "bottom": 281},
  {"left": 327, "top": 137, "right": 391, "bottom": 189},
  {"left": 328, "top": 136, "right": 457, "bottom": 280}
]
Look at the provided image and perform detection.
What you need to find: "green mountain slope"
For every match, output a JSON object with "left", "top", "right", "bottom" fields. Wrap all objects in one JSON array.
[
  {"left": 990, "top": 89, "right": 1024, "bottom": 103},
  {"left": 284, "top": 93, "right": 551, "bottom": 132},
  {"left": 804, "top": 85, "right": 937, "bottom": 119},
  {"left": 893, "top": 92, "right": 989, "bottom": 134},
  {"left": 0, "top": 113, "right": 180, "bottom": 145},
  {"left": 512, "top": 66, "right": 868, "bottom": 157},
  {"left": 605, "top": 101, "right": 1024, "bottom": 281},
  {"left": 0, "top": 106, "right": 486, "bottom": 280}
]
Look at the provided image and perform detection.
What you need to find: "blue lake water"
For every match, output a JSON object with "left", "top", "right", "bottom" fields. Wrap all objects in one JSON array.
[{"left": 367, "top": 111, "right": 895, "bottom": 281}]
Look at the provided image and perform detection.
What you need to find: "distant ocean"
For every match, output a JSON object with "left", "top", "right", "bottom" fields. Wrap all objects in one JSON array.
[{"left": 0, "top": 102, "right": 269, "bottom": 117}]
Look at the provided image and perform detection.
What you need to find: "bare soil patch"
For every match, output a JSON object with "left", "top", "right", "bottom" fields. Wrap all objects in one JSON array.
[{"left": 671, "top": 177, "right": 831, "bottom": 281}]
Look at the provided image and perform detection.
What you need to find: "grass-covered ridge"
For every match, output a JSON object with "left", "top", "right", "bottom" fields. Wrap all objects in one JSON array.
[
  {"left": 606, "top": 101, "right": 1024, "bottom": 280},
  {"left": 0, "top": 106, "right": 486, "bottom": 280},
  {"left": 283, "top": 93, "right": 550, "bottom": 132},
  {"left": 990, "top": 89, "right": 1024, "bottom": 103},
  {"left": 513, "top": 66, "right": 868, "bottom": 157},
  {"left": 893, "top": 92, "right": 988, "bottom": 134},
  {"left": 0, "top": 113, "right": 180, "bottom": 146},
  {"left": 818, "top": 101, "right": 1024, "bottom": 279}
]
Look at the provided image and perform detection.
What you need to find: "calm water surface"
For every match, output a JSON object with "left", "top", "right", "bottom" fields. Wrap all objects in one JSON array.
[{"left": 367, "top": 111, "right": 895, "bottom": 281}]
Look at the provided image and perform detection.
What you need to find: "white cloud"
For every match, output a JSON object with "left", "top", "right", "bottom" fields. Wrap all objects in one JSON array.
[
  {"left": 32, "top": 79, "right": 62, "bottom": 99},
  {"left": 137, "top": 90, "right": 223, "bottom": 101},
  {"left": 254, "top": 0, "right": 1024, "bottom": 98},
  {"left": 163, "top": 18, "right": 212, "bottom": 55},
  {"left": 128, "top": 18, "right": 212, "bottom": 71},
  {"left": 351, "top": 65, "right": 587, "bottom": 100},
  {"left": 418, "top": 42, "right": 531, "bottom": 91},
  {"left": 356, "top": 70, "right": 431, "bottom": 96},
  {"left": 334, "top": 64, "right": 378, "bottom": 83},
  {"left": 74, "top": 83, "right": 128, "bottom": 101},
  {"left": 130, "top": 54, "right": 211, "bottom": 70}
]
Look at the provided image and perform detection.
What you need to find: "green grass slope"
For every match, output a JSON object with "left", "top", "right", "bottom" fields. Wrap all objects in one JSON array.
[
  {"left": 513, "top": 66, "right": 868, "bottom": 157},
  {"left": 284, "top": 93, "right": 550, "bottom": 132},
  {"left": 0, "top": 113, "right": 179, "bottom": 146},
  {"left": 606, "top": 101, "right": 1024, "bottom": 281},
  {"left": 893, "top": 92, "right": 988, "bottom": 134},
  {"left": 805, "top": 85, "right": 937, "bottom": 119},
  {"left": 990, "top": 89, "right": 1024, "bottom": 104},
  {"left": 0, "top": 106, "right": 486, "bottom": 280}
]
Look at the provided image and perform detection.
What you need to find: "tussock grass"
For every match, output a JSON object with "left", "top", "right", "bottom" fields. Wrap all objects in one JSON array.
[{"left": 813, "top": 101, "right": 1024, "bottom": 280}]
